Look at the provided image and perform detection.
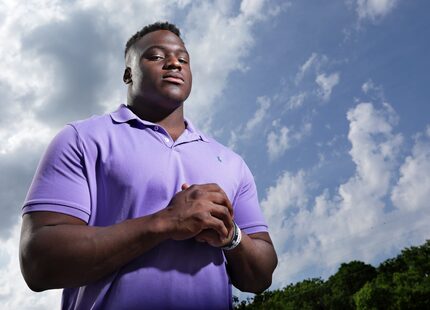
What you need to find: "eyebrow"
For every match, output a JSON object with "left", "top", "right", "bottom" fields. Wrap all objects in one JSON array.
[{"left": 144, "top": 45, "right": 189, "bottom": 56}]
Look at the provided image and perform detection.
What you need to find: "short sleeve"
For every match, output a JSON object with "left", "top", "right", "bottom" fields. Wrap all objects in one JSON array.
[
  {"left": 233, "top": 160, "right": 268, "bottom": 234},
  {"left": 22, "top": 125, "right": 91, "bottom": 222}
]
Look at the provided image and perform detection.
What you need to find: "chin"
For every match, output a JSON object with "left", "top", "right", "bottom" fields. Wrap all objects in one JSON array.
[{"left": 162, "top": 92, "right": 190, "bottom": 105}]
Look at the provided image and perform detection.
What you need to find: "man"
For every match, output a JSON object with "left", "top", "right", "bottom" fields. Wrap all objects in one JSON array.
[{"left": 20, "top": 22, "right": 277, "bottom": 309}]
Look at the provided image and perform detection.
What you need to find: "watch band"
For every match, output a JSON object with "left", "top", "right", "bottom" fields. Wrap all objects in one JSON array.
[{"left": 221, "top": 221, "right": 242, "bottom": 250}]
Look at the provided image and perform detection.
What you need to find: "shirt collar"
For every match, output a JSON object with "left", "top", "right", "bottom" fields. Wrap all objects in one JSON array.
[{"left": 110, "top": 104, "right": 210, "bottom": 142}]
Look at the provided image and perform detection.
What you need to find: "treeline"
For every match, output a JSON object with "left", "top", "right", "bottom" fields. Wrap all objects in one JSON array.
[{"left": 234, "top": 240, "right": 430, "bottom": 309}]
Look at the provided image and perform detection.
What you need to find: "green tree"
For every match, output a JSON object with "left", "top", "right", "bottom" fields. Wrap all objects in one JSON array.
[
  {"left": 354, "top": 281, "right": 392, "bottom": 309},
  {"left": 324, "top": 261, "right": 377, "bottom": 309},
  {"left": 235, "top": 240, "right": 430, "bottom": 310},
  {"left": 235, "top": 278, "right": 328, "bottom": 309}
]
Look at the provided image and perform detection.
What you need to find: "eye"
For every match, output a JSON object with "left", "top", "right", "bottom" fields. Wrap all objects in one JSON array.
[
  {"left": 148, "top": 55, "right": 164, "bottom": 61},
  {"left": 178, "top": 57, "right": 189, "bottom": 64}
]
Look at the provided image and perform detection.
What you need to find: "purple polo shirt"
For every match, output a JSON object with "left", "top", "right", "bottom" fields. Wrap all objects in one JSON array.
[{"left": 23, "top": 104, "right": 268, "bottom": 310}]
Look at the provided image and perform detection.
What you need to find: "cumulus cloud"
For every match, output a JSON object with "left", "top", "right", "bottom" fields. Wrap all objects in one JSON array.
[
  {"left": 261, "top": 101, "right": 430, "bottom": 288},
  {"left": 240, "top": 0, "right": 265, "bottom": 19},
  {"left": 266, "top": 122, "right": 312, "bottom": 161},
  {"left": 362, "top": 79, "right": 375, "bottom": 94},
  {"left": 391, "top": 126, "right": 430, "bottom": 211},
  {"left": 261, "top": 170, "right": 308, "bottom": 249},
  {"left": 23, "top": 9, "right": 122, "bottom": 125},
  {"left": 0, "top": 110, "right": 54, "bottom": 237},
  {"left": 356, "top": 0, "right": 399, "bottom": 21},
  {"left": 361, "top": 79, "right": 385, "bottom": 101},
  {"left": 316, "top": 72, "right": 340, "bottom": 101},
  {"left": 245, "top": 96, "right": 271, "bottom": 132},
  {"left": 228, "top": 96, "right": 271, "bottom": 149},
  {"left": 267, "top": 127, "right": 291, "bottom": 160}
]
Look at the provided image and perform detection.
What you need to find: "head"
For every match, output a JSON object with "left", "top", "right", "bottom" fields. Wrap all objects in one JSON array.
[{"left": 123, "top": 22, "right": 192, "bottom": 115}]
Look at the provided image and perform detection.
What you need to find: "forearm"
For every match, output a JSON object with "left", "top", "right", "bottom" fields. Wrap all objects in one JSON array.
[
  {"left": 20, "top": 212, "right": 169, "bottom": 291},
  {"left": 223, "top": 232, "right": 277, "bottom": 294},
  {"left": 20, "top": 184, "right": 234, "bottom": 292}
]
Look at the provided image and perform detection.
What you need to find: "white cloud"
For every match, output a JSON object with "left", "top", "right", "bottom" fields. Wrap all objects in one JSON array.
[
  {"left": 361, "top": 79, "right": 385, "bottom": 101},
  {"left": 260, "top": 101, "right": 430, "bottom": 289},
  {"left": 345, "top": 102, "right": 402, "bottom": 199},
  {"left": 362, "top": 79, "right": 375, "bottom": 94},
  {"left": 267, "top": 127, "right": 290, "bottom": 160},
  {"left": 245, "top": 96, "right": 271, "bottom": 133},
  {"left": 0, "top": 113, "right": 54, "bottom": 155},
  {"left": 266, "top": 122, "right": 312, "bottom": 160},
  {"left": 295, "top": 53, "right": 318, "bottom": 84},
  {"left": 293, "top": 122, "right": 312, "bottom": 141},
  {"left": 183, "top": 1, "right": 276, "bottom": 129},
  {"left": 391, "top": 126, "right": 430, "bottom": 211},
  {"left": 356, "top": 0, "right": 399, "bottom": 21},
  {"left": 261, "top": 170, "right": 308, "bottom": 252},
  {"left": 316, "top": 72, "right": 340, "bottom": 101},
  {"left": 286, "top": 92, "right": 306, "bottom": 110},
  {"left": 228, "top": 96, "right": 271, "bottom": 150},
  {"left": 240, "top": 0, "right": 265, "bottom": 18}
]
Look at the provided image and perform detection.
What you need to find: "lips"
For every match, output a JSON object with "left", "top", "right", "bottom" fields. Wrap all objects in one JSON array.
[{"left": 162, "top": 72, "right": 184, "bottom": 85}]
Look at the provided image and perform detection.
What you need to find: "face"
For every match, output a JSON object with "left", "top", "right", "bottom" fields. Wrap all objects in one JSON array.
[{"left": 124, "top": 30, "right": 192, "bottom": 109}]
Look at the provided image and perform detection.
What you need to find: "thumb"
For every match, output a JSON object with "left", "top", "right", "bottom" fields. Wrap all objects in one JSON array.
[{"left": 181, "top": 183, "right": 190, "bottom": 191}]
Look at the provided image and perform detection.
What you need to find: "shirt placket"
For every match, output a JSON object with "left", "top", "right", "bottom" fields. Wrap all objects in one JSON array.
[{"left": 152, "top": 125, "right": 173, "bottom": 147}]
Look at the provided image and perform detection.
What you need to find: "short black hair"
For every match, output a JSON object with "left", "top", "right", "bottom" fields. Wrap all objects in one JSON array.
[{"left": 124, "top": 21, "right": 181, "bottom": 58}]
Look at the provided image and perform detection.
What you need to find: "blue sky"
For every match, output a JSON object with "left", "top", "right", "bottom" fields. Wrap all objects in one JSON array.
[{"left": 1, "top": 0, "right": 429, "bottom": 307}]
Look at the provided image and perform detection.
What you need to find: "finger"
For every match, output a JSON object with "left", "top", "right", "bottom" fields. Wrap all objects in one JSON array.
[
  {"left": 202, "top": 216, "right": 228, "bottom": 239},
  {"left": 208, "top": 203, "right": 233, "bottom": 232},
  {"left": 194, "top": 183, "right": 223, "bottom": 193},
  {"left": 190, "top": 185, "right": 233, "bottom": 216},
  {"left": 204, "top": 192, "right": 233, "bottom": 216},
  {"left": 195, "top": 229, "right": 221, "bottom": 246}
]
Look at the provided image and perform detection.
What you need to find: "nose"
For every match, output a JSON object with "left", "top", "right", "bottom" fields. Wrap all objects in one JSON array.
[{"left": 163, "top": 55, "right": 182, "bottom": 71}]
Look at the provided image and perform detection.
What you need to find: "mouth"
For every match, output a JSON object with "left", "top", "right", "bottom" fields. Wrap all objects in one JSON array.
[{"left": 162, "top": 72, "right": 184, "bottom": 85}]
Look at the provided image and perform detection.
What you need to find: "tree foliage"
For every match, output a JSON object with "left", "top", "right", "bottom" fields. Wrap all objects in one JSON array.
[{"left": 234, "top": 240, "right": 430, "bottom": 309}]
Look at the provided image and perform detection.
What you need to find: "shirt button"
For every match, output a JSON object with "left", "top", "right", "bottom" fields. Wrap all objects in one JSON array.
[{"left": 154, "top": 126, "right": 159, "bottom": 131}]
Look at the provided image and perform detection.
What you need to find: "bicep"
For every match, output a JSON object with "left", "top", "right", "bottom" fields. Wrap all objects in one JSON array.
[
  {"left": 21, "top": 211, "right": 87, "bottom": 247},
  {"left": 23, "top": 211, "right": 87, "bottom": 230},
  {"left": 248, "top": 231, "right": 274, "bottom": 246}
]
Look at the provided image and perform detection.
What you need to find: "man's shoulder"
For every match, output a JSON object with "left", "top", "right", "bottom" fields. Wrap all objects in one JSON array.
[
  {"left": 68, "top": 111, "right": 112, "bottom": 133},
  {"left": 60, "top": 108, "right": 123, "bottom": 145}
]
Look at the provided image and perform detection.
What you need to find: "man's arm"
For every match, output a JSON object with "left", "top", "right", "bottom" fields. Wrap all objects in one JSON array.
[
  {"left": 223, "top": 231, "right": 277, "bottom": 294},
  {"left": 188, "top": 184, "right": 278, "bottom": 294},
  {"left": 19, "top": 184, "right": 233, "bottom": 292},
  {"left": 194, "top": 227, "right": 277, "bottom": 293}
]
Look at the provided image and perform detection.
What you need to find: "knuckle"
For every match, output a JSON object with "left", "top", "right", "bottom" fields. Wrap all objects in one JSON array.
[
  {"left": 193, "top": 200, "right": 206, "bottom": 209},
  {"left": 191, "top": 189, "right": 205, "bottom": 199},
  {"left": 210, "top": 183, "right": 221, "bottom": 190},
  {"left": 195, "top": 211, "right": 209, "bottom": 223}
]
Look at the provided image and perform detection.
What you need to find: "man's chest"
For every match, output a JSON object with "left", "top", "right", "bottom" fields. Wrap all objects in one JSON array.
[{"left": 96, "top": 136, "right": 240, "bottom": 204}]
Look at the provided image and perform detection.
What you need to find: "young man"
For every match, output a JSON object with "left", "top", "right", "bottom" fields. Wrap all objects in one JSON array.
[{"left": 20, "top": 22, "right": 277, "bottom": 309}]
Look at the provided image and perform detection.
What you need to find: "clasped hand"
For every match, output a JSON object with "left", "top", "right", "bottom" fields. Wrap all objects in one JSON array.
[{"left": 164, "top": 183, "right": 234, "bottom": 247}]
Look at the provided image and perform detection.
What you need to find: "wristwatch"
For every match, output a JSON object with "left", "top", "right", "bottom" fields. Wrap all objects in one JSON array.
[{"left": 221, "top": 221, "right": 242, "bottom": 250}]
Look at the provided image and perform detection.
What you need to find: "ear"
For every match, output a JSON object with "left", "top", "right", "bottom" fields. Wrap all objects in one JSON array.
[{"left": 123, "top": 67, "right": 132, "bottom": 84}]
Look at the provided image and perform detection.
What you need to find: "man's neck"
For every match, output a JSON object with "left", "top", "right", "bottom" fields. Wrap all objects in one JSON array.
[{"left": 128, "top": 102, "right": 186, "bottom": 142}]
